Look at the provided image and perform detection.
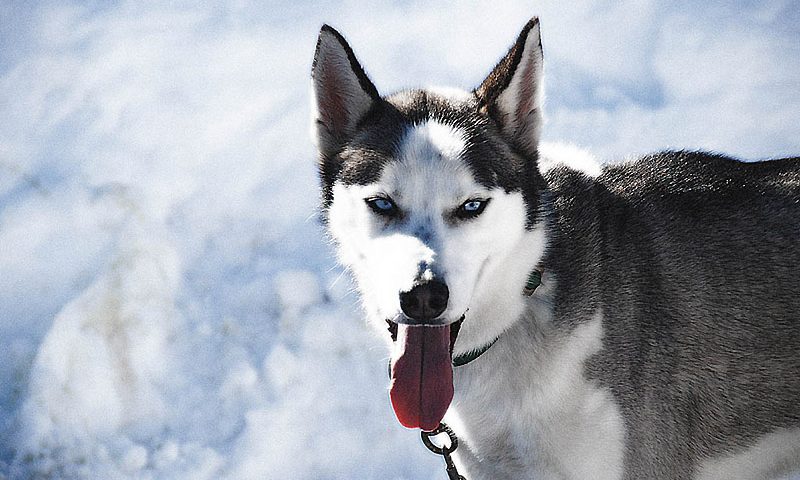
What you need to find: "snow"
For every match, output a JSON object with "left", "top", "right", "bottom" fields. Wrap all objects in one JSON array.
[{"left": 0, "top": 1, "right": 798, "bottom": 479}]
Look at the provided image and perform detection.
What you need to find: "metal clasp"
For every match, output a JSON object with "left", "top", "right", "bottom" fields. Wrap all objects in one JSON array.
[{"left": 420, "top": 423, "right": 466, "bottom": 480}]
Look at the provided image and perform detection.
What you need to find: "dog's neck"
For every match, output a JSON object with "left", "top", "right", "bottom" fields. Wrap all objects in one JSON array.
[
  {"left": 451, "top": 162, "right": 606, "bottom": 362},
  {"left": 451, "top": 223, "right": 548, "bottom": 358}
]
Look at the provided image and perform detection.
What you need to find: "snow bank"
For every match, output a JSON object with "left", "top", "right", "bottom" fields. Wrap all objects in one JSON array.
[{"left": 15, "top": 217, "right": 178, "bottom": 475}]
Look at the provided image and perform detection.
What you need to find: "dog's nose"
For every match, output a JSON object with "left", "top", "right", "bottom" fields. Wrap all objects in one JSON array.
[{"left": 399, "top": 280, "right": 449, "bottom": 322}]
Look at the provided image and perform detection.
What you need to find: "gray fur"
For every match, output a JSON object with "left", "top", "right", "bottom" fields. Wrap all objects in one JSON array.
[{"left": 546, "top": 152, "right": 800, "bottom": 478}]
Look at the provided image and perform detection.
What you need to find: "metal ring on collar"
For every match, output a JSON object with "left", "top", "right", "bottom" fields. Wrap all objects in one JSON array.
[{"left": 420, "top": 422, "right": 459, "bottom": 455}]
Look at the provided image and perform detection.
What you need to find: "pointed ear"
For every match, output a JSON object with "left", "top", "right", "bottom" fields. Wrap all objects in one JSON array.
[
  {"left": 311, "top": 25, "right": 380, "bottom": 159},
  {"left": 475, "top": 18, "right": 543, "bottom": 159}
]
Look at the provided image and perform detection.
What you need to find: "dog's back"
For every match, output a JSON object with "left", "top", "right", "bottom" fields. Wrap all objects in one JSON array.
[{"left": 546, "top": 150, "right": 800, "bottom": 478}]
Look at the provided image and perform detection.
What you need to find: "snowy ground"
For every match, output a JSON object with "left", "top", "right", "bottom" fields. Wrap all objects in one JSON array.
[{"left": 1, "top": 1, "right": 799, "bottom": 479}]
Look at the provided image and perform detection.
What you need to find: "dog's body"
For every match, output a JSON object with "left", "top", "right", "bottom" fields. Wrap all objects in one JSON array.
[{"left": 311, "top": 18, "right": 800, "bottom": 479}]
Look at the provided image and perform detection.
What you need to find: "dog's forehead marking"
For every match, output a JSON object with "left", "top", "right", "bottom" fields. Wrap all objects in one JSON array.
[
  {"left": 402, "top": 121, "right": 467, "bottom": 163},
  {"left": 380, "top": 120, "right": 481, "bottom": 207}
]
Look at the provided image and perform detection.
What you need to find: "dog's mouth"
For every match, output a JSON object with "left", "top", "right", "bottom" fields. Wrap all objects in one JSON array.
[
  {"left": 385, "top": 315, "right": 464, "bottom": 432},
  {"left": 386, "top": 316, "right": 463, "bottom": 346}
]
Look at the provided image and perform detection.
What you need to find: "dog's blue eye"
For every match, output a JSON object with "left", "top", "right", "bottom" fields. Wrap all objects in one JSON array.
[
  {"left": 464, "top": 201, "right": 482, "bottom": 211},
  {"left": 456, "top": 198, "right": 490, "bottom": 219},
  {"left": 374, "top": 199, "right": 393, "bottom": 210},
  {"left": 366, "top": 197, "right": 398, "bottom": 216}
]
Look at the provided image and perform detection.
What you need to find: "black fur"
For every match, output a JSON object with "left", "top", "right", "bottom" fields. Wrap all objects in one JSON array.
[
  {"left": 476, "top": 17, "right": 541, "bottom": 113},
  {"left": 314, "top": 25, "right": 381, "bottom": 101}
]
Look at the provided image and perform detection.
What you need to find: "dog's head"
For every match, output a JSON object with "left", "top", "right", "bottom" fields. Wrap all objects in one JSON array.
[{"left": 311, "top": 19, "right": 547, "bottom": 430}]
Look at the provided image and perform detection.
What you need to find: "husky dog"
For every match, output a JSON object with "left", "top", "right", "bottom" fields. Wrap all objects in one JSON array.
[{"left": 311, "top": 17, "right": 800, "bottom": 480}]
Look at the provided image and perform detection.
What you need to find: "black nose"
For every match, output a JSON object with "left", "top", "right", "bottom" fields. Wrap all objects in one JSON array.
[{"left": 399, "top": 280, "right": 449, "bottom": 322}]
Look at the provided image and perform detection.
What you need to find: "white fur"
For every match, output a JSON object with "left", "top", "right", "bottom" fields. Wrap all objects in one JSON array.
[
  {"left": 695, "top": 428, "right": 800, "bottom": 480},
  {"left": 402, "top": 121, "right": 467, "bottom": 161},
  {"left": 449, "top": 309, "right": 625, "bottom": 479},
  {"left": 329, "top": 120, "right": 540, "bottom": 346},
  {"left": 451, "top": 223, "right": 545, "bottom": 356}
]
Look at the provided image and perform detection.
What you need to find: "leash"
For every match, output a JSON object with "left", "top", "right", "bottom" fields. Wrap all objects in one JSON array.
[
  {"left": 417, "top": 268, "right": 543, "bottom": 479},
  {"left": 421, "top": 423, "right": 465, "bottom": 480}
]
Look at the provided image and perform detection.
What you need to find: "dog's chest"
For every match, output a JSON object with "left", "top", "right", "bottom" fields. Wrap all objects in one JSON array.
[{"left": 447, "top": 312, "right": 626, "bottom": 480}]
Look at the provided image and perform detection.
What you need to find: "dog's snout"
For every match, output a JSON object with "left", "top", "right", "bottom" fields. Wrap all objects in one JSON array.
[{"left": 399, "top": 280, "right": 449, "bottom": 322}]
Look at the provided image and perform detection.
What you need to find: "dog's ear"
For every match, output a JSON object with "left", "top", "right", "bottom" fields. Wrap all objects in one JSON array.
[
  {"left": 312, "top": 25, "right": 380, "bottom": 159},
  {"left": 475, "top": 18, "right": 543, "bottom": 160}
]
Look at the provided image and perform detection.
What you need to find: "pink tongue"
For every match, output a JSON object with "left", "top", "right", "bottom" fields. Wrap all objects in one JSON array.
[{"left": 389, "top": 324, "right": 453, "bottom": 432}]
